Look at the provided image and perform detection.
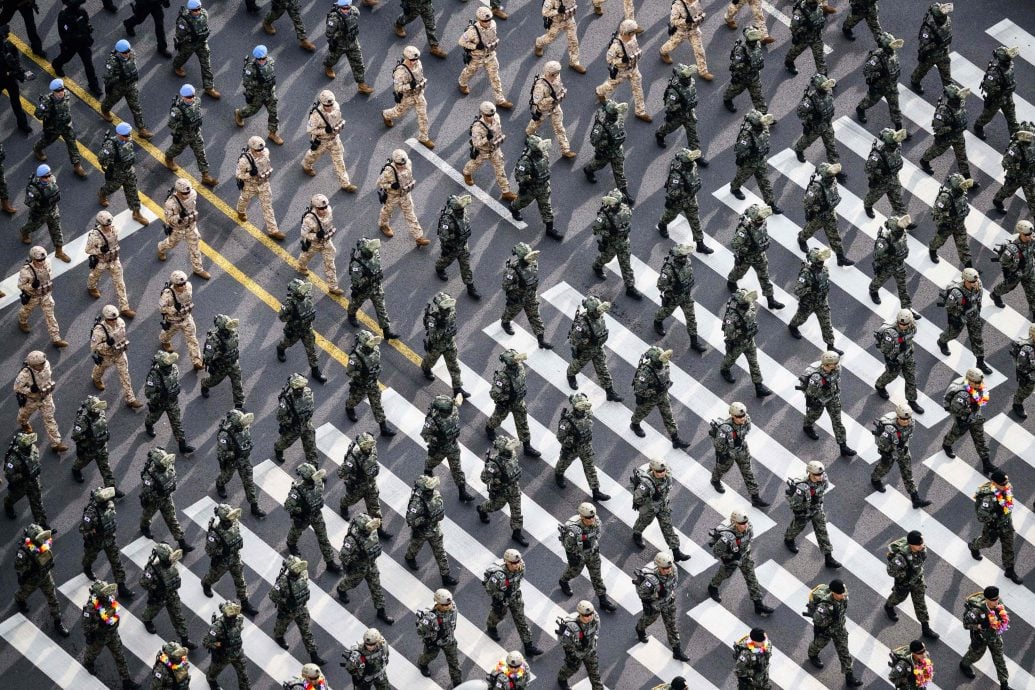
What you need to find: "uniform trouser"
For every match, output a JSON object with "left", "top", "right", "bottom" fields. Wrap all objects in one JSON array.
[
  {"left": 660, "top": 27, "right": 709, "bottom": 74},
  {"left": 418, "top": 641, "right": 462, "bottom": 686},
  {"left": 857, "top": 86, "right": 903, "bottom": 127},
  {"left": 346, "top": 380, "right": 386, "bottom": 423},
  {"left": 635, "top": 602, "right": 680, "bottom": 648},
  {"left": 992, "top": 272, "right": 1035, "bottom": 312},
  {"left": 871, "top": 452, "right": 918, "bottom": 494},
  {"left": 593, "top": 239, "right": 634, "bottom": 287},
  {"left": 722, "top": 338, "right": 764, "bottom": 384},
  {"left": 961, "top": 630, "right": 1009, "bottom": 684},
  {"left": 567, "top": 347, "right": 615, "bottom": 391},
  {"left": 383, "top": 93, "right": 430, "bottom": 140},
  {"left": 920, "top": 136, "right": 972, "bottom": 178},
  {"left": 4, "top": 479, "right": 47, "bottom": 526},
  {"left": 785, "top": 38, "right": 826, "bottom": 74},
  {"left": 561, "top": 550, "right": 607, "bottom": 595},
  {"left": 481, "top": 484, "right": 523, "bottom": 531},
  {"left": 273, "top": 606, "right": 318, "bottom": 655},
  {"left": 511, "top": 185, "right": 554, "bottom": 224},
  {"left": 632, "top": 505, "right": 680, "bottom": 550},
  {"left": 276, "top": 420, "right": 319, "bottom": 463},
  {"left": 631, "top": 394, "right": 679, "bottom": 437},
  {"left": 585, "top": 151, "right": 627, "bottom": 194},
  {"left": 265, "top": 0, "right": 307, "bottom": 40},
  {"left": 501, "top": 293, "right": 546, "bottom": 337},
  {"left": 73, "top": 448, "right": 116, "bottom": 487},
  {"left": 287, "top": 513, "right": 336, "bottom": 563},
  {"left": 993, "top": 174, "right": 1035, "bottom": 214},
  {"left": 17, "top": 394, "right": 62, "bottom": 445},
  {"left": 459, "top": 53, "right": 506, "bottom": 103},
  {"left": 83, "top": 632, "right": 132, "bottom": 680},
  {"left": 239, "top": 90, "right": 279, "bottom": 133},
  {"left": 172, "top": 41, "right": 215, "bottom": 89},
  {"left": 712, "top": 451, "right": 760, "bottom": 495},
  {"left": 929, "top": 221, "right": 971, "bottom": 265},
  {"left": 800, "top": 213, "right": 845, "bottom": 256},
  {"left": 158, "top": 225, "right": 205, "bottom": 273},
  {"left": 559, "top": 651, "right": 603, "bottom": 689},
  {"left": 422, "top": 341, "right": 462, "bottom": 389},
  {"left": 21, "top": 207, "right": 64, "bottom": 247},
  {"left": 397, "top": 3, "right": 439, "bottom": 45},
  {"left": 83, "top": 537, "right": 128, "bottom": 585},
  {"left": 488, "top": 400, "right": 531, "bottom": 444},
  {"left": 101, "top": 82, "right": 146, "bottom": 129},
  {"left": 937, "top": 314, "right": 984, "bottom": 357},
  {"left": 841, "top": 6, "right": 881, "bottom": 39},
  {"left": 731, "top": 160, "right": 775, "bottom": 206},
  {"left": 728, "top": 255, "right": 775, "bottom": 298},
  {"left": 426, "top": 447, "right": 468, "bottom": 490},
  {"left": 784, "top": 511, "right": 833, "bottom": 554},
  {"left": 125, "top": 3, "right": 168, "bottom": 52},
  {"left": 207, "top": 652, "right": 249, "bottom": 690},
  {"left": 807, "top": 627, "right": 852, "bottom": 673},
  {"left": 336, "top": 562, "right": 385, "bottom": 608},
  {"left": 595, "top": 67, "right": 648, "bottom": 116},
  {"left": 660, "top": 199, "right": 703, "bottom": 244},
  {"left": 202, "top": 364, "right": 245, "bottom": 408},
  {"left": 803, "top": 398, "right": 847, "bottom": 444},
  {"left": 864, "top": 176, "right": 907, "bottom": 216},
  {"left": 724, "top": 77, "right": 767, "bottom": 112},
  {"left": 278, "top": 326, "right": 320, "bottom": 369},
  {"left": 18, "top": 294, "right": 62, "bottom": 342},
  {"left": 724, "top": 0, "right": 769, "bottom": 37},
  {"left": 877, "top": 354, "right": 919, "bottom": 400},
  {"left": 141, "top": 496, "right": 186, "bottom": 542},
  {"left": 463, "top": 148, "right": 511, "bottom": 193},
  {"left": 379, "top": 191, "right": 425, "bottom": 238},
  {"left": 790, "top": 299, "right": 835, "bottom": 345},
  {"left": 145, "top": 403, "right": 186, "bottom": 444},
  {"left": 99, "top": 171, "right": 141, "bottom": 212},
  {"left": 406, "top": 526, "right": 451, "bottom": 577},
  {"left": 93, "top": 352, "right": 138, "bottom": 403},
  {"left": 15, "top": 573, "right": 61, "bottom": 618},
  {"left": 217, "top": 459, "right": 258, "bottom": 505},
  {"left": 1013, "top": 374, "right": 1035, "bottom": 407},
  {"left": 324, "top": 39, "right": 366, "bottom": 83},
  {"left": 237, "top": 181, "right": 279, "bottom": 235},
  {"left": 871, "top": 261, "right": 910, "bottom": 306},
  {"left": 340, "top": 482, "right": 383, "bottom": 519},
  {"left": 167, "top": 131, "right": 211, "bottom": 174},
  {"left": 201, "top": 556, "right": 249, "bottom": 601},
  {"left": 536, "top": 18, "right": 580, "bottom": 66},
  {"left": 975, "top": 95, "right": 1018, "bottom": 133},
  {"left": 793, "top": 125, "right": 840, "bottom": 164},
  {"left": 0, "top": 5, "right": 42, "bottom": 53},
  {"left": 303, "top": 136, "right": 352, "bottom": 188},
  {"left": 885, "top": 578, "right": 929, "bottom": 623},
  {"left": 486, "top": 595, "right": 533, "bottom": 644},
  {"left": 656, "top": 115, "right": 701, "bottom": 150},
  {"left": 435, "top": 246, "right": 474, "bottom": 285},
  {"left": 556, "top": 446, "right": 601, "bottom": 490},
  {"left": 34, "top": 124, "right": 82, "bottom": 166},
  {"left": 142, "top": 594, "right": 189, "bottom": 639},
  {"left": 709, "top": 554, "right": 764, "bottom": 602},
  {"left": 943, "top": 418, "right": 992, "bottom": 464},
  {"left": 655, "top": 294, "right": 699, "bottom": 338},
  {"left": 910, "top": 54, "right": 951, "bottom": 89},
  {"left": 52, "top": 43, "right": 100, "bottom": 90}
]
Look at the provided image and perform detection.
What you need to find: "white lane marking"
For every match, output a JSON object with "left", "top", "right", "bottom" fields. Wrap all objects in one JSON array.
[
  {"left": 986, "top": 19, "right": 1035, "bottom": 69},
  {"left": 950, "top": 52, "right": 1035, "bottom": 125},
  {"left": 0, "top": 613, "right": 108, "bottom": 689},
  {"left": 985, "top": 411, "right": 1035, "bottom": 472}
]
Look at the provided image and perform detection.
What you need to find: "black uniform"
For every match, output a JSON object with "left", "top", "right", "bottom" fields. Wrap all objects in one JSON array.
[
  {"left": 123, "top": 0, "right": 171, "bottom": 57},
  {"left": 52, "top": 0, "right": 101, "bottom": 95},
  {"left": 0, "top": 25, "right": 31, "bottom": 132}
]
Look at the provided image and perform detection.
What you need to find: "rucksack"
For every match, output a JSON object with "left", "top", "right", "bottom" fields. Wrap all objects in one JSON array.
[
  {"left": 803, "top": 583, "right": 831, "bottom": 618},
  {"left": 943, "top": 378, "right": 966, "bottom": 410}
]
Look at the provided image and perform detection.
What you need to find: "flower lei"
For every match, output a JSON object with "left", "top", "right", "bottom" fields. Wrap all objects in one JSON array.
[
  {"left": 495, "top": 659, "right": 526, "bottom": 679},
  {"left": 967, "top": 383, "right": 990, "bottom": 407},
  {"left": 745, "top": 639, "right": 771, "bottom": 655},
  {"left": 91, "top": 595, "right": 120, "bottom": 626},
  {"left": 160, "top": 651, "right": 188, "bottom": 671},
  {"left": 994, "top": 485, "right": 1014, "bottom": 515},
  {"left": 24, "top": 537, "right": 52, "bottom": 553},
  {"left": 912, "top": 655, "right": 934, "bottom": 687},
  {"left": 302, "top": 679, "right": 327, "bottom": 690},
  {"left": 987, "top": 602, "right": 1010, "bottom": 634}
]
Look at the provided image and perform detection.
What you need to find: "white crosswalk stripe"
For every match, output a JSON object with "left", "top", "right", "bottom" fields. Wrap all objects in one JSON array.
[
  {"left": 121, "top": 535, "right": 304, "bottom": 686},
  {"left": 986, "top": 19, "right": 1035, "bottom": 69},
  {"left": 181, "top": 497, "right": 437, "bottom": 688},
  {"left": 627, "top": 636, "right": 721, "bottom": 690},
  {"left": 950, "top": 52, "right": 1035, "bottom": 124},
  {"left": 985, "top": 412, "right": 1035, "bottom": 471},
  {"left": 0, "top": 613, "right": 108, "bottom": 689}
]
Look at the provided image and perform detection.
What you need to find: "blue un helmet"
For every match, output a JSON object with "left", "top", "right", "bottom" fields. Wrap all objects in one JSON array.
[
  {"left": 49, "top": 78, "right": 64, "bottom": 91},
  {"left": 115, "top": 122, "right": 132, "bottom": 136},
  {"left": 115, "top": 39, "right": 131, "bottom": 53},
  {"left": 179, "top": 84, "right": 196, "bottom": 98},
  {"left": 36, "top": 164, "right": 51, "bottom": 177},
  {"left": 252, "top": 44, "right": 268, "bottom": 59},
  {"left": 186, "top": 0, "right": 201, "bottom": 9},
  {"left": 336, "top": 0, "right": 351, "bottom": 6}
]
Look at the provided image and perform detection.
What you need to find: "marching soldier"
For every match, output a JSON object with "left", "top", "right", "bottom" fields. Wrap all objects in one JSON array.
[
  {"left": 204, "top": 600, "right": 250, "bottom": 689},
  {"left": 511, "top": 135, "right": 559, "bottom": 238},
  {"left": 889, "top": 641, "right": 935, "bottom": 690},
  {"left": 591, "top": 190, "right": 638, "bottom": 296},
  {"left": 215, "top": 410, "right": 266, "bottom": 518},
  {"left": 303, "top": 90, "right": 358, "bottom": 190},
  {"left": 710, "top": 402, "right": 768, "bottom": 507},
  {"left": 165, "top": 84, "right": 217, "bottom": 185},
  {"left": 793, "top": 74, "right": 842, "bottom": 173},
  {"left": 734, "top": 628, "right": 772, "bottom": 689},
  {"left": 434, "top": 194, "right": 480, "bottom": 298},
  {"left": 349, "top": 237, "right": 398, "bottom": 338},
  {"left": 338, "top": 432, "right": 389, "bottom": 532},
  {"left": 968, "top": 470, "right": 1022, "bottom": 583},
  {"left": 101, "top": 40, "right": 152, "bottom": 137},
  {"left": 558, "top": 503, "right": 617, "bottom": 611},
  {"left": 555, "top": 395, "right": 610, "bottom": 500},
  {"left": 1011, "top": 324, "right": 1035, "bottom": 419},
  {"left": 273, "top": 373, "right": 318, "bottom": 465},
  {"left": 975, "top": 46, "right": 1019, "bottom": 139},
  {"left": 143, "top": 352, "right": 194, "bottom": 454},
  {"left": 323, "top": 0, "right": 372, "bottom": 93},
  {"left": 805, "top": 579, "right": 863, "bottom": 686},
  {"left": 464, "top": 102, "right": 515, "bottom": 201},
  {"left": 840, "top": 0, "right": 881, "bottom": 41},
  {"left": 724, "top": 27, "right": 767, "bottom": 114},
  {"left": 784, "top": 461, "right": 842, "bottom": 568},
  {"left": 122, "top": 0, "right": 172, "bottom": 58},
  {"left": 875, "top": 309, "right": 924, "bottom": 411},
  {"left": 18, "top": 248, "right": 68, "bottom": 346},
  {"left": 584, "top": 100, "right": 632, "bottom": 204},
  {"left": 658, "top": 149, "right": 710, "bottom": 252},
  {"left": 416, "top": 589, "right": 463, "bottom": 685},
  {"left": 150, "top": 641, "right": 191, "bottom": 689},
  {"left": 992, "top": 123, "right": 1035, "bottom": 216},
  {"left": 937, "top": 269, "right": 990, "bottom": 374},
  {"left": 20, "top": 165, "right": 68, "bottom": 258},
  {"left": 726, "top": 204, "right": 784, "bottom": 310},
  {"left": 423, "top": 394, "right": 474, "bottom": 501},
  {"left": 720, "top": 289, "right": 773, "bottom": 397},
  {"left": 201, "top": 315, "right": 245, "bottom": 408},
  {"left": 139, "top": 447, "right": 193, "bottom": 550},
  {"left": 788, "top": 249, "right": 843, "bottom": 355},
  {"left": 884, "top": 530, "right": 940, "bottom": 639},
  {"left": 277, "top": 279, "right": 327, "bottom": 383},
  {"left": 457, "top": 7, "right": 511, "bottom": 108},
  {"left": 660, "top": 0, "right": 712, "bottom": 80},
  {"left": 235, "top": 136, "right": 283, "bottom": 238},
  {"left": 421, "top": 292, "right": 469, "bottom": 396},
  {"left": 785, "top": 0, "right": 827, "bottom": 76},
  {"left": 160, "top": 180, "right": 208, "bottom": 279},
  {"left": 871, "top": 404, "right": 932, "bottom": 507},
  {"left": 4, "top": 431, "right": 48, "bottom": 526},
  {"left": 799, "top": 351, "right": 856, "bottom": 459},
  {"left": 341, "top": 629, "right": 390, "bottom": 689},
  {"left": 71, "top": 396, "right": 123, "bottom": 493},
  {"left": 723, "top": 0, "right": 773, "bottom": 43},
  {"left": 478, "top": 435, "right": 528, "bottom": 545},
  {"left": 262, "top": 0, "right": 315, "bottom": 51},
  {"left": 200, "top": 505, "right": 260, "bottom": 614},
  {"left": 798, "top": 165, "right": 851, "bottom": 266},
  {"left": 566, "top": 296, "right": 622, "bottom": 401},
  {"left": 959, "top": 586, "right": 1014, "bottom": 685},
  {"left": 98, "top": 124, "right": 148, "bottom": 225},
  {"left": 730, "top": 110, "right": 780, "bottom": 212},
  {"left": 528, "top": 61, "right": 575, "bottom": 159},
  {"left": 856, "top": 32, "right": 906, "bottom": 131},
  {"left": 557, "top": 600, "right": 603, "bottom": 690},
  {"left": 394, "top": 0, "right": 447, "bottom": 58},
  {"left": 377, "top": 149, "right": 427, "bottom": 244},
  {"left": 632, "top": 458, "right": 692, "bottom": 559},
  {"left": 486, "top": 349, "right": 542, "bottom": 457},
  {"left": 596, "top": 20, "right": 650, "bottom": 122},
  {"left": 270, "top": 556, "right": 328, "bottom": 665},
  {"left": 15, "top": 523, "right": 70, "bottom": 637},
  {"left": 172, "top": 0, "right": 219, "bottom": 97},
  {"left": 656, "top": 65, "right": 706, "bottom": 160},
  {"left": 285, "top": 463, "right": 342, "bottom": 573},
  {"left": 14, "top": 350, "right": 66, "bottom": 448},
  {"left": 283, "top": 664, "right": 328, "bottom": 690},
  {"left": 535, "top": 0, "right": 584, "bottom": 73},
  {"left": 708, "top": 510, "right": 774, "bottom": 616},
  {"left": 630, "top": 347, "right": 690, "bottom": 448},
  {"left": 345, "top": 330, "right": 395, "bottom": 437},
  {"left": 91, "top": 305, "right": 142, "bottom": 408},
  {"left": 634, "top": 551, "right": 689, "bottom": 661},
  {"left": 655, "top": 244, "right": 708, "bottom": 351},
  {"left": 910, "top": 2, "right": 953, "bottom": 94},
  {"left": 335, "top": 513, "right": 395, "bottom": 624},
  {"left": 484, "top": 548, "right": 544, "bottom": 656},
  {"left": 991, "top": 220, "right": 1035, "bottom": 314},
  {"left": 81, "top": 486, "right": 134, "bottom": 598},
  {"left": 383, "top": 45, "right": 434, "bottom": 148},
  {"left": 863, "top": 128, "right": 911, "bottom": 221},
  {"left": 158, "top": 271, "right": 202, "bottom": 358},
  {"left": 488, "top": 652, "right": 531, "bottom": 689},
  {"left": 0, "top": 23, "right": 32, "bottom": 133},
  {"left": 404, "top": 474, "right": 460, "bottom": 585},
  {"left": 140, "top": 542, "right": 197, "bottom": 649},
  {"left": 82, "top": 579, "right": 142, "bottom": 689},
  {"left": 501, "top": 243, "right": 552, "bottom": 349},
  {"left": 919, "top": 84, "right": 974, "bottom": 182},
  {"left": 33, "top": 79, "right": 87, "bottom": 177}
]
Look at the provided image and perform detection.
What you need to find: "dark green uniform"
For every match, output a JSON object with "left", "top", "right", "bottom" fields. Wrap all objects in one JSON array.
[
  {"left": 875, "top": 315, "right": 919, "bottom": 402},
  {"left": 801, "top": 357, "right": 854, "bottom": 457},
  {"left": 591, "top": 192, "right": 636, "bottom": 291},
  {"left": 784, "top": 473, "right": 834, "bottom": 556},
  {"left": 856, "top": 34, "right": 905, "bottom": 131},
  {"left": 81, "top": 581, "right": 135, "bottom": 685},
  {"left": 968, "top": 479, "right": 1017, "bottom": 571},
  {"left": 631, "top": 463, "right": 683, "bottom": 554},
  {"left": 395, "top": 0, "right": 441, "bottom": 48},
  {"left": 511, "top": 135, "right": 556, "bottom": 236},
  {"left": 14, "top": 524, "right": 66, "bottom": 632},
  {"left": 202, "top": 315, "right": 245, "bottom": 408},
  {"left": 144, "top": 354, "right": 191, "bottom": 452},
  {"left": 872, "top": 411, "right": 923, "bottom": 498},
  {"left": 215, "top": 410, "right": 264, "bottom": 517},
  {"left": 33, "top": 89, "right": 82, "bottom": 167},
  {"left": 720, "top": 290, "right": 767, "bottom": 388},
  {"left": 566, "top": 298, "right": 619, "bottom": 398},
  {"left": 991, "top": 229, "right": 1035, "bottom": 315},
  {"left": 404, "top": 476, "right": 456, "bottom": 582},
  {"left": 348, "top": 238, "right": 394, "bottom": 338},
  {"left": 634, "top": 561, "right": 682, "bottom": 651},
  {"left": 500, "top": 243, "right": 548, "bottom": 342},
  {"left": 960, "top": 590, "right": 1011, "bottom": 685},
  {"left": 484, "top": 558, "right": 534, "bottom": 647},
  {"left": 81, "top": 487, "right": 131, "bottom": 591},
  {"left": 434, "top": 194, "right": 478, "bottom": 294},
  {"left": 140, "top": 543, "right": 192, "bottom": 645},
  {"left": 166, "top": 92, "right": 211, "bottom": 178},
  {"left": 172, "top": 4, "right": 215, "bottom": 90},
  {"left": 798, "top": 168, "right": 847, "bottom": 261},
  {"left": 335, "top": 513, "right": 386, "bottom": 610},
  {"left": 270, "top": 556, "right": 324, "bottom": 664},
  {"left": 200, "top": 505, "right": 256, "bottom": 611},
  {"left": 727, "top": 206, "right": 781, "bottom": 305},
  {"left": 870, "top": 217, "right": 911, "bottom": 307},
  {"left": 884, "top": 537, "right": 932, "bottom": 627},
  {"left": 734, "top": 631, "right": 772, "bottom": 689},
  {"left": 656, "top": 65, "right": 705, "bottom": 156},
  {"left": 992, "top": 126, "right": 1035, "bottom": 215},
  {"left": 20, "top": 171, "right": 63, "bottom": 249},
  {"left": 910, "top": 3, "right": 952, "bottom": 93},
  {"left": 237, "top": 53, "right": 278, "bottom": 134},
  {"left": 285, "top": 464, "right": 339, "bottom": 569},
  {"left": 338, "top": 432, "right": 386, "bottom": 522},
  {"left": 583, "top": 101, "right": 630, "bottom": 203},
  {"left": 98, "top": 129, "right": 142, "bottom": 213},
  {"left": 149, "top": 641, "right": 191, "bottom": 689},
  {"left": 840, "top": 0, "right": 881, "bottom": 41},
  {"left": 658, "top": 149, "right": 708, "bottom": 250},
  {"left": 557, "top": 610, "right": 602, "bottom": 689},
  {"left": 709, "top": 518, "right": 766, "bottom": 605},
  {"left": 487, "top": 350, "right": 538, "bottom": 452},
  {"left": 559, "top": 512, "right": 609, "bottom": 599},
  {"left": 422, "top": 395, "right": 472, "bottom": 499},
  {"left": 555, "top": 395, "right": 607, "bottom": 496},
  {"left": 788, "top": 252, "right": 837, "bottom": 347},
  {"left": 278, "top": 279, "right": 323, "bottom": 374},
  {"left": 864, "top": 128, "right": 909, "bottom": 218},
  {"left": 3, "top": 432, "right": 47, "bottom": 527},
  {"left": 101, "top": 48, "right": 146, "bottom": 130},
  {"left": 264, "top": 0, "right": 309, "bottom": 44},
  {"left": 323, "top": 3, "right": 367, "bottom": 84},
  {"left": 724, "top": 30, "right": 766, "bottom": 114},
  {"left": 203, "top": 601, "right": 249, "bottom": 690},
  {"left": 273, "top": 374, "right": 318, "bottom": 466},
  {"left": 342, "top": 636, "right": 390, "bottom": 690},
  {"left": 421, "top": 292, "right": 466, "bottom": 395},
  {"left": 1011, "top": 335, "right": 1035, "bottom": 414},
  {"left": 630, "top": 347, "right": 687, "bottom": 446},
  {"left": 785, "top": 0, "right": 826, "bottom": 75},
  {"left": 731, "top": 111, "right": 777, "bottom": 209},
  {"left": 416, "top": 600, "right": 462, "bottom": 686},
  {"left": 656, "top": 244, "right": 708, "bottom": 347},
  {"left": 792, "top": 75, "right": 840, "bottom": 168},
  {"left": 345, "top": 330, "right": 387, "bottom": 425},
  {"left": 710, "top": 413, "right": 764, "bottom": 502},
  {"left": 806, "top": 584, "right": 856, "bottom": 677},
  {"left": 920, "top": 86, "right": 973, "bottom": 180},
  {"left": 887, "top": 645, "right": 934, "bottom": 690},
  {"left": 139, "top": 448, "right": 189, "bottom": 547},
  {"left": 478, "top": 437, "right": 525, "bottom": 536},
  {"left": 937, "top": 278, "right": 985, "bottom": 360},
  {"left": 975, "top": 48, "right": 1018, "bottom": 137}
]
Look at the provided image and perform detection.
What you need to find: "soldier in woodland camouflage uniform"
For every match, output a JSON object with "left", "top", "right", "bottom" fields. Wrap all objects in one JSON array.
[
  {"left": 91, "top": 304, "right": 141, "bottom": 407},
  {"left": 172, "top": 0, "right": 218, "bottom": 96},
  {"left": 458, "top": 7, "right": 511, "bottom": 108},
  {"left": 150, "top": 641, "right": 191, "bottom": 689},
  {"left": 487, "top": 349, "right": 542, "bottom": 457},
  {"left": 478, "top": 436, "right": 529, "bottom": 545},
  {"left": 395, "top": 0, "right": 447, "bottom": 58},
  {"left": 215, "top": 409, "right": 266, "bottom": 517},
  {"left": 871, "top": 404, "right": 931, "bottom": 507},
  {"left": 15, "top": 523, "right": 70, "bottom": 637},
  {"left": 863, "top": 128, "right": 910, "bottom": 220},
  {"left": 856, "top": 32, "right": 905, "bottom": 130},
  {"left": 800, "top": 351, "right": 856, "bottom": 456},
  {"left": 271, "top": 555, "right": 327, "bottom": 665},
  {"left": 262, "top": 0, "right": 315, "bottom": 51},
  {"left": 277, "top": 279, "right": 327, "bottom": 383},
  {"left": 81, "top": 579, "right": 141, "bottom": 688},
  {"left": 936, "top": 270, "right": 989, "bottom": 373},
  {"left": 591, "top": 190, "right": 639, "bottom": 296},
  {"left": 164, "top": 84, "right": 217, "bottom": 186},
  {"left": 1010, "top": 324, "right": 1035, "bottom": 419},
  {"left": 874, "top": 309, "right": 923, "bottom": 411},
  {"left": 720, "top": 289, "right": 773, "bottom": 397},
  {"left": 658, "top": 148, "right": 712, "bottom": 253},
  {"left": 143, "top": 352, "right": 194, "bottom": 454},
  {"left": 71, "top": 396, "right": 123, "bottom": 492},
  {"left": 869, "top": 215, "right": 913, "bottom": 308},
  {"left": 200, "top": 505, "right": 259, "bottom": 614},
  {"left": 730, "top": 110, "right": 780, "bottom": 212},
  {"left": 909, "top": 3, "right": 953, "bottom": 94},
  {"left": 992, "top": 123, "right": 1035, "bottom": 216},
  {"left": 784, "top": 461, "right": 841, "bottom": 568},
  {"left": 798, "top": 164, "right": 851, "bottom": 265},
  {"left": 567, "top": 297, "right": 622, "bottom": 402},
  {"left": 138, "top": 447, "right": 193, "bottom": 550},
  {"left": 285, "top": 463, "right": 342, "bottom": 574},
  {"left": 805, "top": 579, "right": 862, "bottom": 686},
  {"left": 101, "top": 40, "right": 152, "bottom": 137},
  {"left": 422, "top": 394, "right": 474, "bottom": 501},
  {"left": 785, "top": 0, "right": 827, "bottom": 76},
  {"left": 485, "top": 549, "right": 544, "bottom": 656},
  {"left": 630, "top": 347, "right": 690, "bottom": 449},
  {"left": 535, "top": 0, "right": 584, "bottom": 72},
  {"left": 204, "top": 600, "right": 249, "bottom": 690},
  {"left": 959, "top": 585, "right": 1014, "bottom": 685},
  {"left": 416, "top": 589, "right": 463, "bottom": 685},
  {"left": 883, "top": 530, "right": 939, "bottom": 639},
  {"left": 20, "top": 166, "right": 67, "bottom": 259},
  {"left": 724, "top": 27, "right": 767, "bottom": 114},
  {"left": 273, "top": 373, "right": 319, "bottom": 465},
  {"left": 337, "top": 433, "right": 389, "bottom": 535},
  {"left": 383, "top": 45, "right": 433, "bottom": 147},
  {"left": 655, "top": 244, "right": 708, "bottom": 351},
  {"left": 405, "top": 474, "right": 459, "bottom": 585},
  {"left": 557, "top": 600, "right": 603, "bottom": 690},
  {"left": 788, "top": 247, "right": 840, "bottom": 350},
  {"left": 98, "top": 125, "right": 147, "bottom": 226},
  {"left": 81, "top": 486, "right": 133, "bottom": 597},
  {"left": 734, "top": 628, "right": 772, "bottom": 689},
  {"left": 510, "top": 135, "right": 559, "bottom": 238},
  {"left": 991, "top": 220, "right": 1035, "bottom": 315},
  {"left": 140, "top": 542, "right": 196, "bottom": 649},
  {"left": 708, "top": 511, "right": 774, "bottom": 616},
  {"left": 889, "top": 641, "right": 935, "bottom": 690},
  {"left": 555, "top": 395, "right": 610, "bottom": 501},
  {"left": 434, "top": 194, "right": 480, "bottom": 297},
  {"left": 595, "top": 20, "right": 650, "bottom": 121},
  {"left": 527, "top": 61, "right": 574, "bottom": 158},
  {"left": 558, "top": 503, "right": 617, "bottom": 611},
  {"left": 421, "top": 291, "right": 469, "bottom": 397},
  {"left": 341, "top": 629, "right": 390, "bottom": 689},
  {"left": 793, "top": 74, "right": 842, "bottom": 172},
  {"left": 345, "top": 330, "right": 396, "bottom": 438},
  {"left": 631, "top": 459, "right": 692, "bottom": 560},
  {"left": 324, "top": 0, "right": 371, "bottom": 92},
  {"left": 660, "top": 0, "right": 712, "bottom": 80},
  {"left": 500, "top": 243, "right": 553, "bottom": 349},
  {"left": 235, "top": 45, "right": 280, "bottom": 143},
  {"left": 335, "top": 513, "right": 395, "bottom": 624},
  {"left": 33, "top": 79, "right": 86, "bottom": 176},
  {"left": 710, "top": 402, "right": 769, "bottom": 507},
  {"left": 975, "top": 46, "right": 1019, "bottom": 139},
  {"left": 634, "top": 551, "right": 688, "bottom": 661},
  {"left": 201, "top": 315, "right": 245, "bottom": 408},
  {"left": 968, "top": 469, "right": 1021, "bottom": 582},
  {"left": 840, "top": 0, "right": 881, "bottom": 41},
  {"left": 656, "top": 65, "right": 707, "bottom": 160},
  {"left": 726, "top": 205, "right": 783, "bottom": 310},
  {"left": 584, "top": 100, "right": 632, "bottom": 204},
  {"left": 919, "top": 84, "right": 974, "bottom": 182}
]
